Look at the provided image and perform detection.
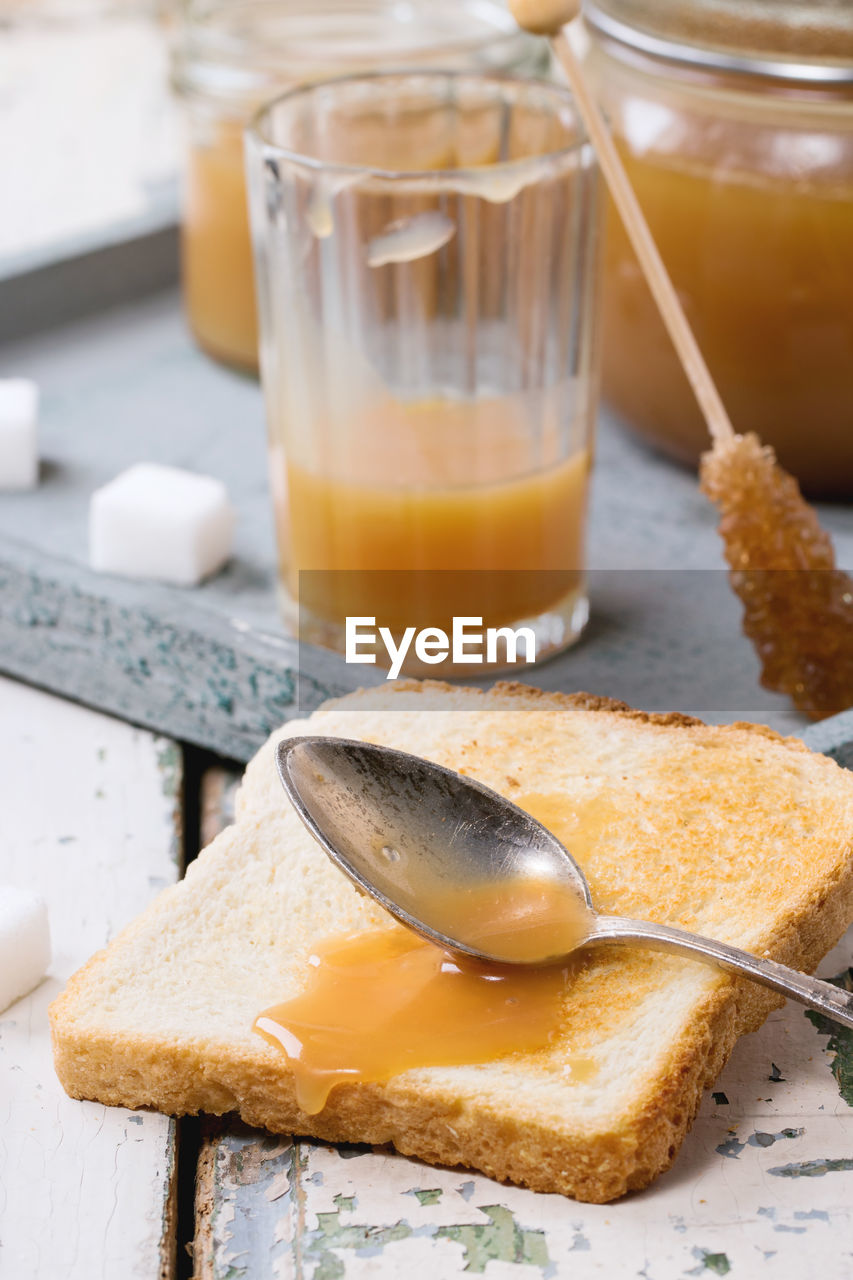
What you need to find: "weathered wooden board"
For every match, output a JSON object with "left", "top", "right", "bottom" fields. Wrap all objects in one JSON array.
[
  {"left": 803, "top": 707, "right": 853, "bottom": 772},
  {"left": 0, "top": 675, "right": 181, "bottom": 1279},
  {"left": 2, "top": 292, "right": 853, "bottom": 758},
  {"left": 192, "top": 747, "right": 853, "bottom": 1280}
]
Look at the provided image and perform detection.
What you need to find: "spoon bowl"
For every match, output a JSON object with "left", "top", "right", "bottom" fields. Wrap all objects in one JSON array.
[
  {"left": 277, "top": 734, "right": 592, "bottom": 965},
  {"left": 276, "top": 735, "right": 853, "bottom": 1029}
]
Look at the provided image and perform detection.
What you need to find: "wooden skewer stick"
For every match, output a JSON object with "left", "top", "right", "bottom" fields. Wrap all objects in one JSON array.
[{"left": 549, "top": 27, "right": 736, "bottom": 446}]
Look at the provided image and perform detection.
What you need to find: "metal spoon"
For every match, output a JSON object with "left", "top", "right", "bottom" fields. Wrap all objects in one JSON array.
[{"left": 276, "top": 736, "right": 853, "bottom": 1030}]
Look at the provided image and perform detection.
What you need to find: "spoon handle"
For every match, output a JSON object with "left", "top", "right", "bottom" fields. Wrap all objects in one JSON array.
[{"left": 591, "top": 916, "right": 853, "bottom": 1030}]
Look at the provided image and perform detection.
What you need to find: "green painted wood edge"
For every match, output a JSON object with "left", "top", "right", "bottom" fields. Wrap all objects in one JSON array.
[
  {"left": 802, "top": 709, "right": 853, "bottom": 772},
  {"left": 0, "top": 540, "right": 362, "bottom": 762}
]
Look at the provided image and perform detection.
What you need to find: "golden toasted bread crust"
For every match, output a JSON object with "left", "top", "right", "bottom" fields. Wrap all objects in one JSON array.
[{"left": 50, "top": 682, "right": 853, "bottom": 1202}]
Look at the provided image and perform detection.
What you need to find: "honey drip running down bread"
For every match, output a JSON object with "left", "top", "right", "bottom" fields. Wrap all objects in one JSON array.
[
  {"left": 255, "top": 921, "right": 588, "bottom": 1117},
  {"left": 50, "top": 683, "right": 853, "bottom": 1204},
  {"left": 254, "top": 872, "right": 593, "bottom": 1114}
]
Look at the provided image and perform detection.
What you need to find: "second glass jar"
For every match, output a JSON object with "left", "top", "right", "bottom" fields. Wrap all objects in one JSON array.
[{"left": 173, "top": 0, "right": 545, "bottom": 374}]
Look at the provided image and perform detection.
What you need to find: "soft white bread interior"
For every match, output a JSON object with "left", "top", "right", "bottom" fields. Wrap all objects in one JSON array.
[{"left": 50, "top": 682, "right": 853, "bottom": 1202}]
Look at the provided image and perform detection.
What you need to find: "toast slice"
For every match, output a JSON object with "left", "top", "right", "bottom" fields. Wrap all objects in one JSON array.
[{"left": 50, "top": 682, "right": 853, "bottom": 1203}]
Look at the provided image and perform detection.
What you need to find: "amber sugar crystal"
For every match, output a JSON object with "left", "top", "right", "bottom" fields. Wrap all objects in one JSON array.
[{"left": 700, "top": 433, "right": 853, "bottom": 720}]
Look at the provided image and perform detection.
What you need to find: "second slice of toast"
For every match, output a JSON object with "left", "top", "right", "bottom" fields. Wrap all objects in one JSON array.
[{"left": 50, "top": 682, "right": 853, "bottom": 1202}]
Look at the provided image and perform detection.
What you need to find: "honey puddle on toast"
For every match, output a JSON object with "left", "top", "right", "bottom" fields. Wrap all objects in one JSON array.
[{"left": 255, "top": 804, "right": 596, "bottom": 1115}]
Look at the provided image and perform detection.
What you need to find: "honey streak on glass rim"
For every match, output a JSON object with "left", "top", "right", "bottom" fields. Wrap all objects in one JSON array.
[{"left": 248, "top": 69, "right": 590, "bottom": 184}]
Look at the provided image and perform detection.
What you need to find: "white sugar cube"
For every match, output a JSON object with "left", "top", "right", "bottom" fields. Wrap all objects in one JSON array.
[
  {"left": 0, "top": 378, "right": 39, "bottom": 490},
  {"left": 89, "top": 462, "right": 236, "bottom": 586},
  {"left": 0, "top": 887, "right": 50, "bottom": 1013}
]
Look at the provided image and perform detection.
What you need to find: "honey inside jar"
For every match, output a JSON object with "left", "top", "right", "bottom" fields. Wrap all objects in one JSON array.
[
  {"left": 602, "top": 143, "right": 853, "bottom": 495},
  {"left": 580, "top": 10, "right": 853, "bottom": 496},
  {"left": 254, "top": 875, "right": 594, "bottom": 1114},
  {"left": 183, "top": 121, "right": 259, "bottom": 373}
]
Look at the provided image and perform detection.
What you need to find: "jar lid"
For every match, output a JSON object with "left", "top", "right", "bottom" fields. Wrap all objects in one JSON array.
[
  {"left": 585, "top": 0, "right": 853, "bottom": 83},
  {"left": 174, "top": 0, "right": 544, "bottom": 106}
]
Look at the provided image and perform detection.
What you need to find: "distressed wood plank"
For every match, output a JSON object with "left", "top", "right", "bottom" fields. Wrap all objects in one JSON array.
[
  {"left": 195, "top": 750, "right": 853, "bottom": 1278},
  {"left": 195, "top": 1121, "right": 298, "bottom": 1280},
  {"left": 0, "top": 675, "right": 181, "bottom": 1279}
]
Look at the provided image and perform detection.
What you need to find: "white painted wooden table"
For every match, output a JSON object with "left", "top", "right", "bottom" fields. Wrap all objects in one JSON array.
[
  {"left": 0, "top": 675, "right": 180, "bottom": 1278},
  {"left": 3, "top": 676, "right": 853, "bottom": 1278}
]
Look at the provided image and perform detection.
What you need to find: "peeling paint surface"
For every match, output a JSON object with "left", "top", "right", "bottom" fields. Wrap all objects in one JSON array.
[
  {"left": 806, "top": 969, "right": 853, "bottom": 1107},
  {"left": 2, "top": 678, "right": 180, "bottom": 1278}
]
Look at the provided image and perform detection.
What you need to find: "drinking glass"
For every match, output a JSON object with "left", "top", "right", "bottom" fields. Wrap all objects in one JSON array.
[{"left": 246, "top": 71, "right": 603, "bottom": 673}]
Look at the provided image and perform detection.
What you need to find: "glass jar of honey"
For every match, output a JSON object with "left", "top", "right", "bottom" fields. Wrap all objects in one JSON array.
[
  {"left": 578, "top": 0, "right": 853, "bottom": 497},
  {"left": 172, "top": 1, "right": 545, "bottom": 375}
]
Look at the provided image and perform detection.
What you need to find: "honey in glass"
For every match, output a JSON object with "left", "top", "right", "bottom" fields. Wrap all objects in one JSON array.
[{"left": 247, "top": 72, "right": 602, "bottom": 667}]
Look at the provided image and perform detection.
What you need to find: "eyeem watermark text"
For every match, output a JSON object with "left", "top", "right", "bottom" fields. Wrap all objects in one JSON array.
[{"left": 346, "top": 616, "right": 537, "bottom": 679}]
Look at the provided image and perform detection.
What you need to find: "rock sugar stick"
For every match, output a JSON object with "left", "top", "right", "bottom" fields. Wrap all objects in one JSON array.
[
  {"left": 509, "top": 0, "right": 853, "bottom": 720},
  {"left": 701, "top": 437, "right": 853, "bottom": 720}
]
